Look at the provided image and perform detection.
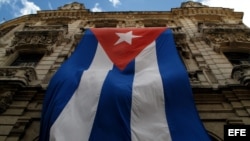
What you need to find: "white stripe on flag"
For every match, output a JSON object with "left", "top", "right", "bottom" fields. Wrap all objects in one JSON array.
[
  {"left": 50, "top": 43, "right": 113, "bottom": 141},
  {"left": 131, "top": 41, "right": 172, "bottom": 141}
]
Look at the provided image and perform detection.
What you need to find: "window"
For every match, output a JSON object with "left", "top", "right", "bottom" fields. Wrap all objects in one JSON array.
[
  {"left": 224, "top": 52, "right": 250, "bottom": 65},
  {"left": 11, "top": 53, "right": 43, "bottom": 67}
]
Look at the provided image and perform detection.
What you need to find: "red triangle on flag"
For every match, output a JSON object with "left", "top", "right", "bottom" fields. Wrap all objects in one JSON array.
[{"left": 91, "top": 28, "right": 167, "bottom": 70}]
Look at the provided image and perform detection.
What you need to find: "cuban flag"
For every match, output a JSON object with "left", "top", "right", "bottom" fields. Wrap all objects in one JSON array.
[{"left": 39, "top": 28, "right": 211, "bottom": 141}]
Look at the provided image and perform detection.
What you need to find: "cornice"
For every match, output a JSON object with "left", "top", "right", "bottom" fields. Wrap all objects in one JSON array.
[{"left": 0, "top": 2, "right": 244, "bottom": 30}]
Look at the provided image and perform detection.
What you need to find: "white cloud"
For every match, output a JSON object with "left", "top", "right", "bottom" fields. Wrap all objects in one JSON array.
[
  {"left": 91, "top": 3, "right": 102, "bottom": 12},
  {"left": 109, "top": 0, "right": 121, "bottom": 7},
  {"left": 0, "top": 0, "right": 11, "bottom": 8},
  {"left": 0, "top": 0, "right": 40, "bottom": 17},
  {"left": 16, "top": 0, "right": 41, "bottom": 16},
  {"left": 197, "top": 0, "right": 250, "bottom": 27}
]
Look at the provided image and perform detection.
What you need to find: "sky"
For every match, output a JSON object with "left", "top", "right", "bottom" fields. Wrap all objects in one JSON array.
[{"left": 0, "top": 0, "right": 249, "bottom": 27}]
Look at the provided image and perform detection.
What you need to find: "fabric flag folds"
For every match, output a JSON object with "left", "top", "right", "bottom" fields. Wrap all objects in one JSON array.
[{"left": 39, "top": 28, "right": 211, "bottom": 141}]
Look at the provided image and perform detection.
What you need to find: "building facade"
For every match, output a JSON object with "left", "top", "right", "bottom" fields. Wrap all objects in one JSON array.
[{"left": 0, "top": 1, "right": 250, "bottom": 141}]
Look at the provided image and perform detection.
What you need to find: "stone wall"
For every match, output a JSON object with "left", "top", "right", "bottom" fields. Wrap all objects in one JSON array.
[{"left": 0, "top": 1, "right": 249, "bottom": 141}]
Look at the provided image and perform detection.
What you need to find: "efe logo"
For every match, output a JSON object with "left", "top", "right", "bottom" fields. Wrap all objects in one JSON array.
[
  {"left": 228, "top": 129, "right": 246, "bottom": 136},
  {"left": 224, "top": 125, "right": 250, "bottom": 141}
]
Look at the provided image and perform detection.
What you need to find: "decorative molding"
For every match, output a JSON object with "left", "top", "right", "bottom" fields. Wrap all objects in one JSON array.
[
  {"left": 231, "top": 65, "right": 250, "bottom": 87},
  {"left": 6, "top": 25, "right": 68, "bottom": 55},
  {"left": 172, "top": 27, "right": 187, "bottom": 58},
  {"left": 0, "top": 91, "right": 14, "bottom": 113},
  {"left": 0, "top": 67, "right": 38, "bottom": 86},
  {"left": 117, "top": 21, "right": 125, "bottom": 28},
  {"left": 201, "top": 23, "right": 250, "bottom": 53},
  {"left": 175, "top": 38, "right": 190, "bottom": 59},
  {"left": 181, "top": 1, "right": 207, "bottom": 8},
  {"left": 45, "top": 17, "right": 74, "bottom": 25},
  {"left": 23, "top": 25, "right": 68, "bottom": 31},
  {"left": 140, "top": 19, "right": 175, "bottom": 27},
  {"left": 83, "top": 19, "right": 176, "bottom": 28},
  {"left": 90, "top": 19, "right": 118, "bottom": 28},
  {"left": 58, "top": 2, "right": 85, "bottom": 10}
]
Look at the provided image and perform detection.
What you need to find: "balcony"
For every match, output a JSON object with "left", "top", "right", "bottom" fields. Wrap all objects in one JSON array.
[{"left": 0, "top": 66, "right": 38, "bottom": 87}]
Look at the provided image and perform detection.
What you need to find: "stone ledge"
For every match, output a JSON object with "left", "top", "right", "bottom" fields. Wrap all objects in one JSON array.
[{"left": 0, "top": 67, "right": 38, "bottom": 87}]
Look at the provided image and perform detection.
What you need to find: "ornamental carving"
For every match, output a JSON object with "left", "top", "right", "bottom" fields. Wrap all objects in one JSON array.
[
  {"left": 201, "top": 23, "right": 246, "bottom": 30},
  {"left": 117, "top": 21, "right": 125, "bottom": 28},
  {"left": 0, "top": 67, "right": 38, "bottom": 86},
  {"left": 141, "top": 19, "right": 174, "bottom": 27},
  {"left": 205, "top": 33, "right": 230, "bottom": 43},
  {"left": 231, "top": 64, "right": 250, "bottom": 87},
  {"left": 204, "top": 32, "right": 250, "bottom": 53},
  {"left": 6, "top": 25, "right": 68, "bottom": 55},
  {"left": 11, "top": 32, "right": 56, "bottom": 46},
  {"left": 136, "top": 21, "right": 144, "bottom": 28},
  {"left": 83, "top": 19, "right": 176, "bottom": 28},
  {"left": 23, "top": 25, "right": 68, "bottom": 32},
  {"left": 181, "top": 1, "right": 207, "bottom": 8},
  {"left": 0, "top": 91, "right": 14, "bottom": 113},
  {"left": 125, "top": 20, "right": 136, "bottom": 27},
  {"left": 45, "top": 17, "right": 73, "bottom": 25},
  {"left": 201, "top": 23, "right": 250, "bottom": 53},
  {"left": 170, "top": 27, "right": 189, "bottom": 59},
  {"left": 58, "top": 2, "right": 85, "bottom": 10},
  {"left": 83, "top": 20, "right": 120, "bottom": 28},
  {"left": 172, "top": 26, "right": 186, "bottom": 41}
]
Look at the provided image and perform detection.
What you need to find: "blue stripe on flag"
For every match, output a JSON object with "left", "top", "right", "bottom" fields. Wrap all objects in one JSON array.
[
  {"left": 89, "top": 62, "right": 134, "bottom": 141},
  {"left": 39, "top": 30, "right": 99, "bottom": 141},
  {"left": 156, "top": 29, "right": 210, "bottom": 141}
]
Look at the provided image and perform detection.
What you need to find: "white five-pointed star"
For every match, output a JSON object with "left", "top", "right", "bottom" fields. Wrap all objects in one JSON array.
[{"left": 114, "top": 31, "right": 141, "bottom": 45}]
